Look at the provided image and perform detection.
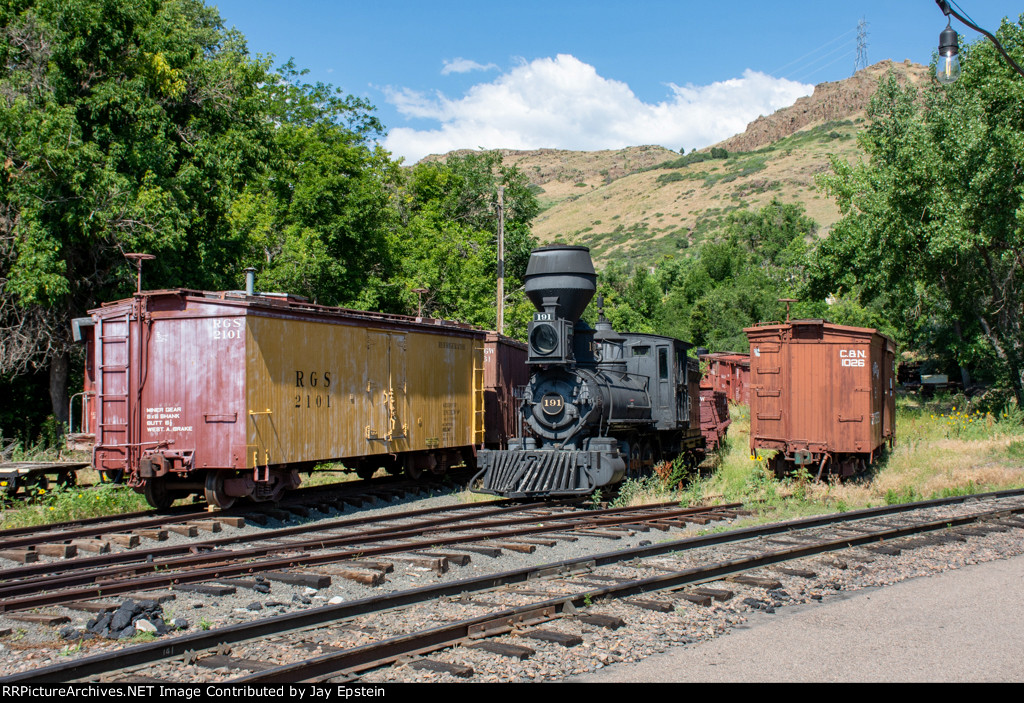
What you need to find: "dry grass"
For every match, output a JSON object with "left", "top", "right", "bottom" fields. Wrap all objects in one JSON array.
[{"left": 614, "top": 395, "right": 1024, "bottom": 519}]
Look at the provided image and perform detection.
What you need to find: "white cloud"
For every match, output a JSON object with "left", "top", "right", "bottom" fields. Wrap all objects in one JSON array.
[
  {"left": 383, "top": 54, "right": 813, "bottom": 163},
  {"left": 441, "top": 58, "right": 499, "bottom": 75}
]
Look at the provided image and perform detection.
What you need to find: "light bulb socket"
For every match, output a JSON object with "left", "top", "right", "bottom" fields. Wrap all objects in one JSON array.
[{"left": 939, "top": 24, "right": 959, "bottom": 57}]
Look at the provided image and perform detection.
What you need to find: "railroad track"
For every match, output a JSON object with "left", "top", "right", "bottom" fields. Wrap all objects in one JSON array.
[
  {"left": 5, "top": 488, "right": 1024, "bottom": 682},
  {"left": 0, "top": 500, "right": 740, "bottom": 612},
  {"left": 0, "top": 471, "right": 466, "bottom": 549}
]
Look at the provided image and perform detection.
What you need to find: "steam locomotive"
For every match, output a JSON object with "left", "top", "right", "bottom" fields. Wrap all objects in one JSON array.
[{"left": 473, "top": 245, "right": 707, "bottom": 499}]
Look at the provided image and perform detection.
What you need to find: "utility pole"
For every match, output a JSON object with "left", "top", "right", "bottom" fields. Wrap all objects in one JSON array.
[{"left": 496, "top": 185, "right": 505, "bottom": 335}]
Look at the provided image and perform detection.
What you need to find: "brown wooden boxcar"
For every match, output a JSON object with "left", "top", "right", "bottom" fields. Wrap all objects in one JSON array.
[
  {"left": 699, "top": 352, "right": 751, "bottom": 405},
  {"left": 73, "top": 289, "right": 526, "bottom": 508},
  {"left": 745, "top": 320, "right": 896, "bottom": 478}
]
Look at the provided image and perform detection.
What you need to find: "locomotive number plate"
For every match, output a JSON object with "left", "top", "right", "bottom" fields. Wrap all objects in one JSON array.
[
  {"left": 533, "top": 312, "right": 554, "bottom": 321},
  {"left": 541, "top": 393, "right": 565, "bottom": 415}
]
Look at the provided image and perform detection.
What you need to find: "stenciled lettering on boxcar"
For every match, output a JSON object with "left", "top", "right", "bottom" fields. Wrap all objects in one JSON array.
[
  {"left": 144, "top": 406, "right": 192, "bottom": 433},
  {"left": 293, "top": 369, "right": 333, "bottom": 410},
  {"left": 440, "top": 401, "right": 461, "bottom": 436},
  {"left": 210, "top": 318, "right": 243, "bottom": 340},
  {"left": 839, "top": 349, "right": 866, "bottom": 367},
  {"left": 438, "top": 341, "right": 466, "bottom": 350}
]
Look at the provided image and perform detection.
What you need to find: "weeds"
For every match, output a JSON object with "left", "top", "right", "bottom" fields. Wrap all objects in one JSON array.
[{"left": 0, "top": 483, "right": 149, "bottom": 529}]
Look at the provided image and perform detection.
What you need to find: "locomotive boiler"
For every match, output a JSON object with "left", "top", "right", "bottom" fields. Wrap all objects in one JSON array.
[{"left": 474, "top": 245, "right": 707, "bottom": 499}]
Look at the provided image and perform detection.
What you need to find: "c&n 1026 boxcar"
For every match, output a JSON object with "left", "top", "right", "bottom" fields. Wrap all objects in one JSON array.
[
  {"left": 745, "top": 320, "right": 895, "bottom": 478},
  {"left": 73, "top": 288, "right": 525, "bottom": 509}
]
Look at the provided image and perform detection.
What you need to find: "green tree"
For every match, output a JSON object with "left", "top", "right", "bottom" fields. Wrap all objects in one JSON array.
[
  {"left": 812, "top": 21, "right": 1024, "bottom": 402},
  {"left": 1, "top": 0, "right": 271, "bottom": 424},
  {"left": 230, "top": 61, "right": 401, "bottom": 310},
  {"left": 390, "top": 151, "right": 538, "bottom": 335}
]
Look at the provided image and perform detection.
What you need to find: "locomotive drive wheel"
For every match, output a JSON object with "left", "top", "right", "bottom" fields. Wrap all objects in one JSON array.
[
  {"left": 204, "top": 472, "right": 235, "bottom": 510},
  {"left": 143, "top": 478, "right": 173, "bottom": 510}
]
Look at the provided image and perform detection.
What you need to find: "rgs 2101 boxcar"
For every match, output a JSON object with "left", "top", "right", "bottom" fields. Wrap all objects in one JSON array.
[
  {"left": 73, "top": 287, "right": 525, "bottom": 509},
  {"left": 745, "top": 319, "right": 895, "bottom": 478}
]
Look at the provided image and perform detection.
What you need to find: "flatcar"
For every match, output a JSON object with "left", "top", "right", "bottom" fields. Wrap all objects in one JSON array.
[
  {"left": 473, "top": 245, "right": 717, "bottom": 499},
  {"left": 745, "top": 319, "right": 896, "bottom": 478},
  {"left": 71, "top": 280, "right": 526, "bottom": 509}
]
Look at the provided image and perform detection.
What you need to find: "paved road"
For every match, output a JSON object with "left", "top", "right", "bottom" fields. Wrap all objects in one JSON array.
[{"left": 571, "top": 554, "right": 1024, "bottom": 682}]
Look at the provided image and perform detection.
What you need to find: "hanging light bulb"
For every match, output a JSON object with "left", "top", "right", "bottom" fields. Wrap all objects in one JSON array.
[{"left": 937, "top": 21, "right": 961, "bottom": 84}]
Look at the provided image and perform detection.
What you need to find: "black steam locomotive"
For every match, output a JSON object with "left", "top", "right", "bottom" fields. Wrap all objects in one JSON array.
[{"left": 473, "top": 245, "right": 706, "bottom": 498}]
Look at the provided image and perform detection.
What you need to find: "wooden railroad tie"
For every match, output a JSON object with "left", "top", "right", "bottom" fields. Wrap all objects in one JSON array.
[
  {"left": 0, "top": 549, "right": 37, "bottom": 563},
  {"left": 773, "top": 566, "right": 818, "bottom": 579},
  {"left": 691, "top": 587, "right": 734, "bottom": 601},
  {"left": 314, "top": 567, "right": 386, "bottom": 586},
  {"left": 728, "top": 575, "right": 783, "bottom": 590},
  {"left": 627, "top": 598, "right": 675, "bottom": 613},
  {"left": 518, "top": 629, "right": 583, "bottom": 647},
  {"left": 70, "top": 539, "right": 111, "bottom": 554},
  {"left": 408, "top": 659, "right": 474, "bottom": 678},
  {"left": 166, "top": 525, "right": 199, "bottom": 537},
  {"left": 466, "top": 641, "right": 534, "bottom": 660},
  {"left": 106, "top": 534, "right": 140, "bottom": 548},
  {"left": 577, "top": 614, "right": 625, "bottom": 630},
  {"left": 34, "top": 544, "right": 77, "bottom": 558},
  {"left": 263, "top": 571, "right": 332, "bottom": 589}
]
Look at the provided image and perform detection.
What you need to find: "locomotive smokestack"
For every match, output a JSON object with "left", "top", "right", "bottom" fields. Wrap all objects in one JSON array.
[
  {"left": 244, "top": 267, "right": 256, "bottom": 296},
  {"left": 523, "top": 246, "right": 597, "bottom": 323}
]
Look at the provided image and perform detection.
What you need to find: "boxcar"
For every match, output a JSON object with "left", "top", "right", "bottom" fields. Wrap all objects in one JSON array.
[
  {"left": 73, "top": 289, "right": 525, "bottom": 508},
  {"left": 699, "top": 352, "right": 751, "bottom": 405},
  {"left": 745, "top": 320, "right": 896, "bottom": 478}
]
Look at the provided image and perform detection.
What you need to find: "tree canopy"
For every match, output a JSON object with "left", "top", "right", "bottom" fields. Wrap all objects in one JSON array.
[
  {"left": 1, "top": 0, "right": 272, "bottom": 420},
  {"left": 811, "top": 18, "right": 1024, "bottom": 403},
  {"left": 0, "top": 0, "right": 541, "bottom": 437}
]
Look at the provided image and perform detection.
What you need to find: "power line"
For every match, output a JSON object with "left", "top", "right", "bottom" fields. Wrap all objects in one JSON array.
[{"left": 769, "top": 27, "right": 857, "bottom": 78}]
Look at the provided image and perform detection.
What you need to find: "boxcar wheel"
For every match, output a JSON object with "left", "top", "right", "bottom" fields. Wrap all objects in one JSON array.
[
  {"left": 143, "top": 478, "right": 173, "bottom": 510},
  {"left": 355, "top": 465, "right": 377, "bottom": 480},
  {"left": 204, "top": 472, "right": 235, "bottom": 510},
  {"left": 57, "top": 470, "right": 76, "bottom": 488}
]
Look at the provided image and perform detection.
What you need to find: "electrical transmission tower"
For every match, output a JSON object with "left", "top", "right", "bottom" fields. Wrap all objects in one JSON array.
[{"left": 855, "top": 17, "right": 869, "bottom": 73}]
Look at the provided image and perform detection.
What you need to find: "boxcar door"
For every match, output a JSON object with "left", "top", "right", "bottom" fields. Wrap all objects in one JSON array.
[
  {"left": 365, "top": 331, "right": 390, "bottom": 449},
  {"left": 390, "top": 333, "right": 408, "bottom": 447},
  {"left": 365, "top": 331, "right": 408, "bottom": 450},
  {"left": 751, "top": 338, "right": 784, "bottom": 435}
]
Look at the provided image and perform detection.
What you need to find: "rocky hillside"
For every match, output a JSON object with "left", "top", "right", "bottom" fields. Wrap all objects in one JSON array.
[
  {"left": 426, "top": 60, "right": 931, "bottom": 267},
  {"left": 718, "top": 59, "right": 930, "bottom": 152}
]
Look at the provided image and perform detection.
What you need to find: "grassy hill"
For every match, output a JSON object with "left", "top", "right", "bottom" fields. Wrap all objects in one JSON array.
[{"left": 426, "top": 60, "right": 931, "bottom": 268}]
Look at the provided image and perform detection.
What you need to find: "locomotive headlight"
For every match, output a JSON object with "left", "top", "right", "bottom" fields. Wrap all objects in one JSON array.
[{"left": 530, "top": 323, "right": 559, "bottom": 355}]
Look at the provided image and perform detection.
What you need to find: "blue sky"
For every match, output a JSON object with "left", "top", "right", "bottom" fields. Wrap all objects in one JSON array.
[{"left": 210, "top": 1, "right": 1024, "bottom": 162}]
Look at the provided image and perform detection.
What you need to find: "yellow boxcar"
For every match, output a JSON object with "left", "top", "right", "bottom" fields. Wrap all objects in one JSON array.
[{"left": 77, "top": 290, "right": 497, "bottom": 508}]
